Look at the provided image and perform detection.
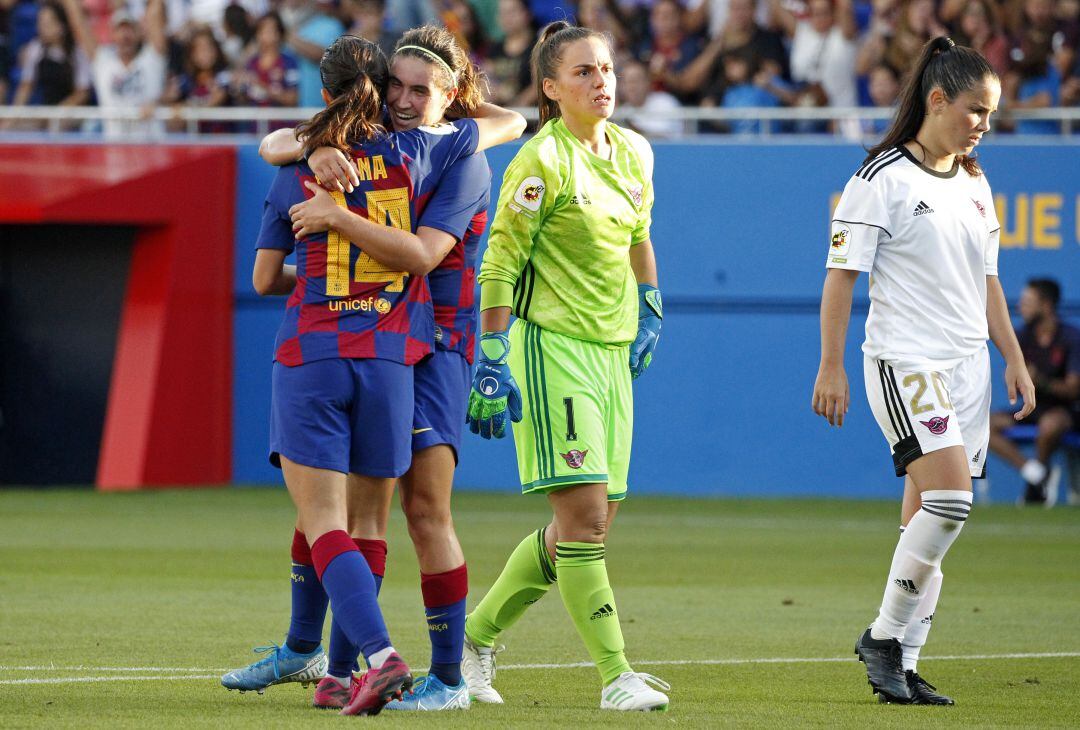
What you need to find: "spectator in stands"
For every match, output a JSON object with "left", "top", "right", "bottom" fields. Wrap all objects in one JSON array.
[
  {"left": 436, "top": 0, "right": 489, "bottom": 61},
  {"left": 712, "top": 47, "right": 782, "bottom": 133},
  {"left": 989, "top": 279, "right": 1080, "bottom": 505},
  {"left": 772, "top": 0, "right": 860, "bottom": 135},
  {"left": 6, "top": 0, "right": 90, "bottom": 128},
  {"left": 236, "top": 11, "right": 299, "bottom": 117},
  {"left": 343, "top": 0, "right": 397, "bottom": 58},
  {"left": 0, "top": 0, "right": 12, "bottom": 104},
  {"left": 484, "top": 0, "right": 536, "bottom": 105},
  {"left": 163, "top": 24, "right": 232, "bottom": 133},
  {"left": 385, "top": 0, "right": 438, "bottom": 36},
  {"left": 1004, "top": 31, "right": 1061, "bottom": 134},
  {"left": 619, "top": 56, "right": 684, "bottom": 136},
  {"left": 64, "top": 0, "right": 168, "bottom": 137},
  {"left": 685, "top": 0, "right": 772, "bottom": 40},
  {"left": 856, "top": 0, "right": 947, "bottom": 79},
  {"left": 579, "top": 0, "right": 633, "bottom": 57},
  {"left": 949, "top": 0, "right": 1010, "bottom": 77},
  {"left": 666, "top": 0, "right": 787, "bottom": 103},
  {"left": 863, "top": 60, "right": 899, "bottom": 133},
  {"left": 642, "top": 0, "right": 706, "bottom": 102},
  {"left": 221, "top": 3, "right": 255, "bottom": 66},
  {"left": 280, "top": 0, "right": 344, "bottom": 108}
]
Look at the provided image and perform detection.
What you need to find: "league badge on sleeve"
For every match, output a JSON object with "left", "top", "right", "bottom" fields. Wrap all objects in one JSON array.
[
  {"left": 513, "top": 176, "right": 546, "bottom": 213},
  {"left": 831, "top": 226, "right": 850, "bottom": 255}
]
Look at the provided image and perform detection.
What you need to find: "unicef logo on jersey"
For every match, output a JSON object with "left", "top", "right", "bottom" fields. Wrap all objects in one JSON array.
[{"left": 479, "top": 377, "right": 500, "bottom": 396}]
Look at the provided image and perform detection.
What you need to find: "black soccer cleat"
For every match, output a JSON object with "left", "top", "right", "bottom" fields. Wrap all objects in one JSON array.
[
  {"left": 855, "top": 628, "right": 913, "bottom": 703},
  {"left": 906, "top": 671, "right": 955, "bottom": 705}
]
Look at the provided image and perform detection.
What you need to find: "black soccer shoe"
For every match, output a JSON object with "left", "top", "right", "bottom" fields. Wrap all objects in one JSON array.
[
  {"left": 905, "top": 671, "right": 955, "bottom": 705},
  {"left": 855, "top": 628, "right": 913, "bottom": 703}
]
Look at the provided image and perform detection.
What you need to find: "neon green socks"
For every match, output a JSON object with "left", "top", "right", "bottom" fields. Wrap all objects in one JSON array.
[
  {"left": 555, "top": 542, "right": 631, "bottom": 685},
  {"left": 465, "top": 528, "right": 556, "bottom": 647}
]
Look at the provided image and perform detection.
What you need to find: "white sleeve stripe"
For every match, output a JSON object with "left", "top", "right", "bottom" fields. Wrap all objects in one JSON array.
[{"left": 832, "top": 218, "right": 893, "bottom": 238}]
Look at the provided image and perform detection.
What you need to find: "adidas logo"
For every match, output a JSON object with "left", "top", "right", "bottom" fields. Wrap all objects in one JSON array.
[
  {"left": 972, "top": 449, "right": 981, "bottom": 464},
  {"left": 920, "top": 612, "right": 935, "bottom": 625},
  {"left": 913, "top": 200, "right": 934, "bottom": 216},
  {"left": 569, "top": 194, "right": 592, "bottom": 205},
  {"left": 894, "top": 578, "right": 920, "bottom": 594},
  {"left": 590, "top": 603, "right": 616, "bottom": 620}
]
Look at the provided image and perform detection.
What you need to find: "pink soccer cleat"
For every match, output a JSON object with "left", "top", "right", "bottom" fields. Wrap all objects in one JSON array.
[
  {"left": 312, "top": 675, "right": 352, "bottom": 709},
  {"left": 340, "top": 652, "right": 413, "bottom": 716}
]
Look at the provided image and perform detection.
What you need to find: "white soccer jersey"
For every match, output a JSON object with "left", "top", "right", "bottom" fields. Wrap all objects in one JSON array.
[{"left": 827, "top": 146, "right": 1002, "bottom": 371}]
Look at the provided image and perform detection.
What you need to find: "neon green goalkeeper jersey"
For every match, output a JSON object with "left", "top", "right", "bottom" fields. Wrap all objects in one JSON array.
[{"left": 477, "top": 118, "right": 655, "bottom": 346}]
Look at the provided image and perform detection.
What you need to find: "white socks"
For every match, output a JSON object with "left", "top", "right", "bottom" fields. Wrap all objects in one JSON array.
[
  {"left": 1021, "top": 459, "right": 1047, "bottom": 485},
  {"left": 870, "top": 490, "right": 971, "bottom": 641},
  {"left": 368, "top": 646, "right": 395, "bottom": 669},
  {"left": 901, "top": 570, "right": 942, "bottom": 671}
]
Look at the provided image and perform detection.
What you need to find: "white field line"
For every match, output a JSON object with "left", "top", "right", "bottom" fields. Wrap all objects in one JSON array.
[{"left": 1, "top": 651, "right": 1078, "bottom": 685}]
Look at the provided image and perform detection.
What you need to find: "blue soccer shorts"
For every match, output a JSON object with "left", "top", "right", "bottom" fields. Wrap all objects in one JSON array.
[
  {"left": 412, "top": 349, "right": 470, "bottom": 461},
  {"left": 269, "top": 357, "right": 414, "bottom": 478}
]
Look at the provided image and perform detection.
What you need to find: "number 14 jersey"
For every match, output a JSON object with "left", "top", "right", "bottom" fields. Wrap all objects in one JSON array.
[{"left": 257, "top": 120, "right": 479, "bottom": 367}]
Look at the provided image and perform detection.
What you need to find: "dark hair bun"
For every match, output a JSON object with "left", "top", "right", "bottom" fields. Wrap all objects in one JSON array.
[{"left": 538, "top": 20, "right": 572, "bottom": 43}]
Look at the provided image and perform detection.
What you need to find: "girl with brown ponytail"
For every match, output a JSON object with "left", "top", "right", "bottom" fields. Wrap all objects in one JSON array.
[
  {"left": 461, "top": 21, "right": 669, "bottom": 712},
  {"left": 813, "top": 37, "right": 1034, "bottom": 705},
  {"left": 225, "top": 34, "right": 520, "bottom": 716},
  {"left": 251, "top": 28, "right": 526, "bottom": 712}
]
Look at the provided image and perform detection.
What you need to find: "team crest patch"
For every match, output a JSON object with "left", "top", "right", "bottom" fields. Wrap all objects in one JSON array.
[
  {"left": 626, "top": 185, "right": 643, "bottom": 207},
  {"left": 560, "top": 449, "right": 588, "bottom": 469},
  {"left": 830, "top": 226, "right": 850, "bottom": 256},
  {"left": 920, "top": 415, "right": 950, "bottom": 435},
  {"left": 972, "top": 198, "right": 986, "bottom": 217},
  {"left": 513, "top": 176, "right": 545, "bottom": 212},
  {"left": 374, "top": 298, "right": 391, "bottom": 314}
]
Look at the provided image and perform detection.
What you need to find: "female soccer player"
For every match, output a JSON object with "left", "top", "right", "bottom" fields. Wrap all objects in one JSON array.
[
  {"left": 812, "top": 37, "right": 1035, "bottom": 705},
  {"left": 461, "top": 21, "right": 669, "bottom": 711},
  {"left": 224, "top": 34, "right": 489, "bottom": 716},
  {"left": 236, "top": 28, "right": 525, "bottom": 711}
]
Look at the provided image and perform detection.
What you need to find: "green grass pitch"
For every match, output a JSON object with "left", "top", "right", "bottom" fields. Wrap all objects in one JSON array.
[{"left": 1, "top": 488, "right": 1078, "bottom": 727}]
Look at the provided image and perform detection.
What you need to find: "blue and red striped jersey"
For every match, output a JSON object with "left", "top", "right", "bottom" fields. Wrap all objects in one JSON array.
[
  {"left": 418, "top": 151, "right": 491, "bottom": 364},
  {"left": 257, "top": 119, "right": 479, "bottom": 367}
]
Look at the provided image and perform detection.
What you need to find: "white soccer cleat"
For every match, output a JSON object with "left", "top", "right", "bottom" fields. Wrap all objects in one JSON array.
[
  {"left": 461, "top": 636, "right": 504, "bottom": 704},
  {"left": 600, "top": 671, "right": 670, "bottom": 711}
]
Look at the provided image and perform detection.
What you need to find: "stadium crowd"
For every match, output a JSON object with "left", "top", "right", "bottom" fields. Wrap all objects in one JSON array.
[{"left": 1, "top": 0, "right": 1078, "bottom": 135}]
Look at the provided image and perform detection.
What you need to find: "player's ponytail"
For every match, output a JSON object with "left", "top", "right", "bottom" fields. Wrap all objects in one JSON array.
[
  {"left": 866, "top": 37, "right": 996, "bottom": 176},
  {"left": 532, "top": 21, "right": 612, "bottom": 128},
  {"left": 393, "top": 26, "right": 487, "bottom": 119},
  {"left": 296, "top": 35, "right": 388, "bottom": 155}
]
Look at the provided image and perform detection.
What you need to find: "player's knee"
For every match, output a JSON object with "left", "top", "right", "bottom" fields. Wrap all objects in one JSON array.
[
  {"left": 562, "top": 513, "right": 608, "bottom": 543},
  {"left": 404, "top": 501, "right": 453, "bottom": 545}
]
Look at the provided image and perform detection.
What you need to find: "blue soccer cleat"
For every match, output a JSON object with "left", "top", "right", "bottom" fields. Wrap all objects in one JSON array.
[
  {"left": 221, "top": 642, "right": 328, "bottom": 694},
  {"left": 384, "top": 673, "right": 471, "bottom": 711}
]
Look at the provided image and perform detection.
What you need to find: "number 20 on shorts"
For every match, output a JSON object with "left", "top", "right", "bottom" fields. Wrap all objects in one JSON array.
[{"left": 902, "top": 372, "right": 953, "bottom": 414}]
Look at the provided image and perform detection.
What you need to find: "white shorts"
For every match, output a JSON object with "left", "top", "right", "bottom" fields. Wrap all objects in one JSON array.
[{"left": 863, "top": 348, "right": 990, "bottom": 478}]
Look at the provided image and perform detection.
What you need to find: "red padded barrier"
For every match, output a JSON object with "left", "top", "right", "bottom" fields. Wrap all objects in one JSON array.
[{"left": 0, "top": 145, "right": 235, "bottom": 489}]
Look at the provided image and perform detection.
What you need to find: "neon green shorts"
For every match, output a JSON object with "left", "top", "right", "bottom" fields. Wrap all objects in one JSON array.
[{"left": 508, "top": 319, "right": 632, "bottom": 501}]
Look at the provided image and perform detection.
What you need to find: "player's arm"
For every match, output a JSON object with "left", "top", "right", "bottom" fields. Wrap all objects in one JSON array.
[
  {"left": 470, "top": 103, "right": 527, "bottom": 151},
  {"left": 289, "top": 181, "right": 453, "bottom": 275},
  {"left": 252, "top": 249, "right": 297, "bottom": 295},
  {"left": 987, "top": 275, "right": 1036, "bottom": 420},
  {"left": 813, "top": 268, "right": 858, "bottom": 427}
]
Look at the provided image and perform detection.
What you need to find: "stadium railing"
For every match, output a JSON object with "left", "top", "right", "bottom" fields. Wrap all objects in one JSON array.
[{"left": 2, "top": 105, "right": 1080, "bottom": 137}]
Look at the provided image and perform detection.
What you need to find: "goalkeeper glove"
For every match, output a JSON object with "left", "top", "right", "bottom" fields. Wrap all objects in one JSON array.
[
  {"left": 629, "top": 284, "right": 662, "bottom": 379},
  {"left": 466, "top": 331, "right": 523, "bottom": 439}
]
